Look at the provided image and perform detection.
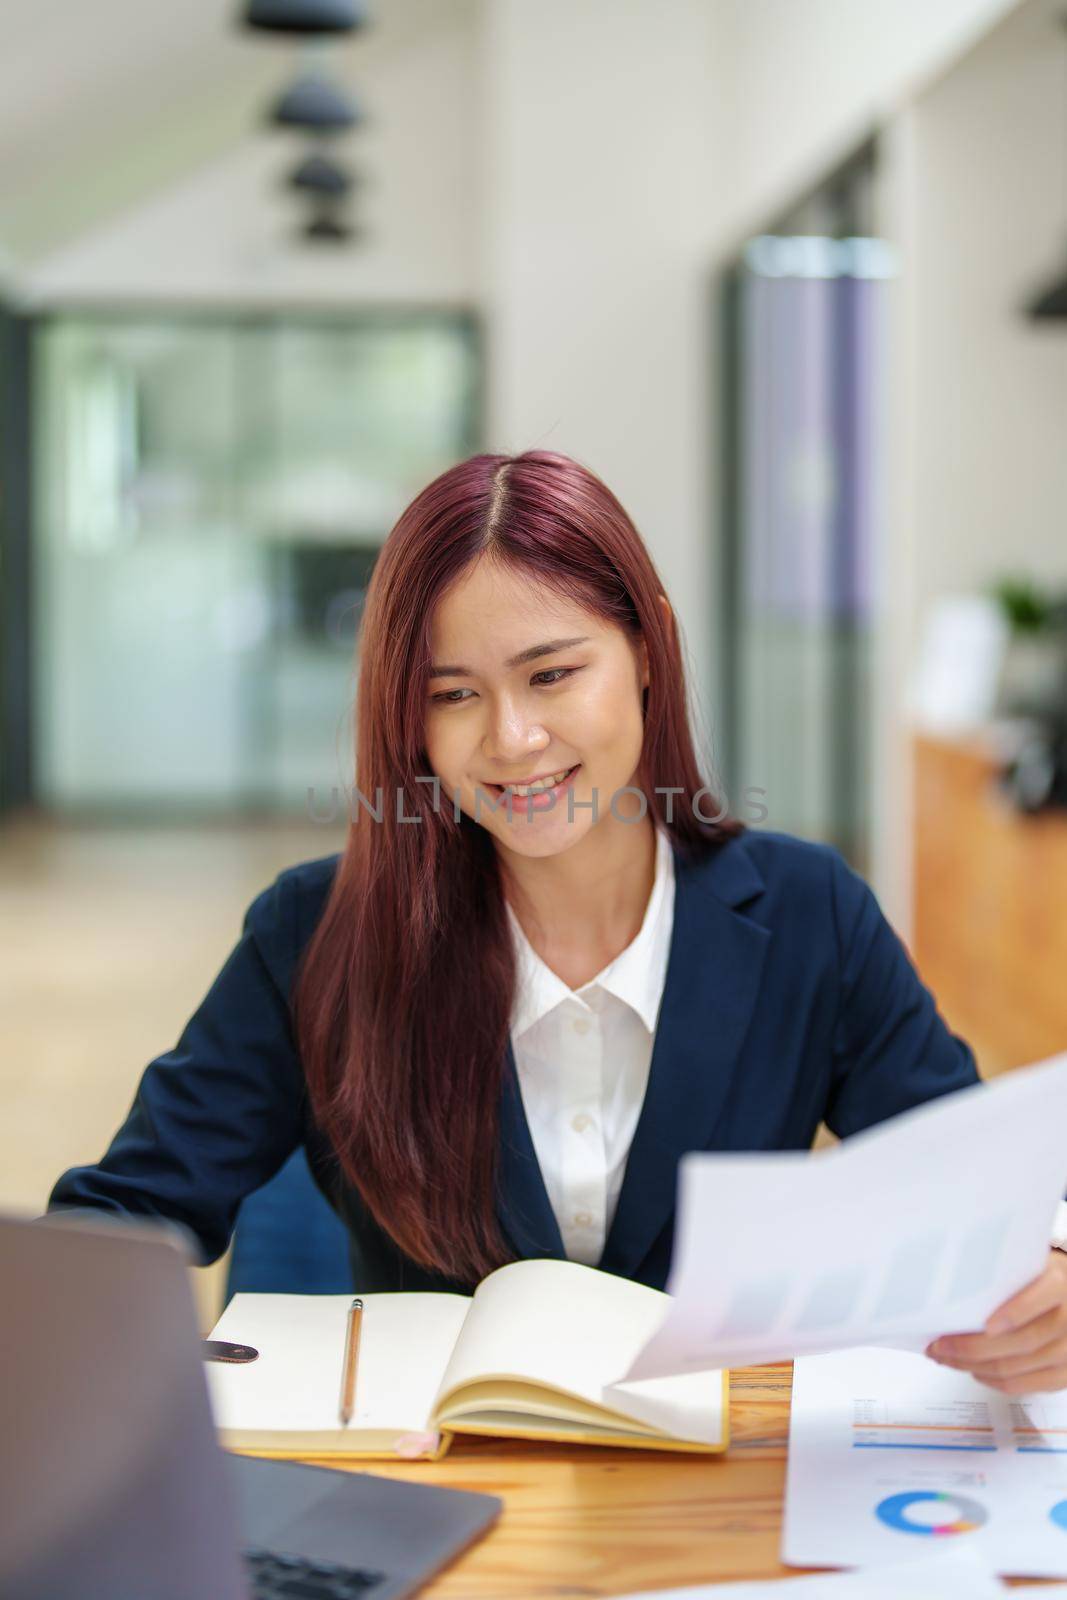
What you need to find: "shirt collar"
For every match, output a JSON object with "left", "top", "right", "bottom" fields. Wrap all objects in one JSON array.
[{"left": 506, "top": 824, "right": 676, "bottom": 1040}]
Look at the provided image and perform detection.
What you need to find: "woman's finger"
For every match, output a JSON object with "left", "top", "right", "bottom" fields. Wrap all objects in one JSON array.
[
  {"left": 929, "top": 1301, "right": 1067, "bottom": 1365},
  {"left": 948, "top": 1335, "right": 1067, "bottom": 1383},
  {"left": 985, "top": 1254, "right": 1067, "bottom": 1335},
  {"left": 979, "top": 1360, "right": 1067, "bottom": 1396}
]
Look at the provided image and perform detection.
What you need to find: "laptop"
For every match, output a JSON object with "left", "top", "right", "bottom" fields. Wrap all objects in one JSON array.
[{"left": 0, "top": 1210, "right": 502, "bottom": 1600}]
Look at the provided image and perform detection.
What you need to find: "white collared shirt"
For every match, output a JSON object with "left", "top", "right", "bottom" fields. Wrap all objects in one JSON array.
[{"left": 505, "top": 825, "right": 675, "bottom": 1266}]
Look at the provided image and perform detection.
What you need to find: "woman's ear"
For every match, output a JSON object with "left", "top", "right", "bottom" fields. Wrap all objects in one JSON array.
[{"left": 657, "top": 592, "right": 674, "bottom": 639}]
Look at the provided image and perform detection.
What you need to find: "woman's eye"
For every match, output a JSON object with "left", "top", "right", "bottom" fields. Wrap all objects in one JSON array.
[
  {"left": 530, "top": 667, "right": 576, "bottom": 687},
  {"left": 431, "top": 667, "right": 578, "bottom": 705}
]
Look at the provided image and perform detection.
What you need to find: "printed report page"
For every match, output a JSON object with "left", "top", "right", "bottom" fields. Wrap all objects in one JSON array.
[{"left": 783, "top": 1345, "right": 1067, "bottom": 1579}]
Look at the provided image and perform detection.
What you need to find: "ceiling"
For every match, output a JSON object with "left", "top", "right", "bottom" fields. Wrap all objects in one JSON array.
[{"left": 0, "top": 0, "right": 472, "bottom": 273}]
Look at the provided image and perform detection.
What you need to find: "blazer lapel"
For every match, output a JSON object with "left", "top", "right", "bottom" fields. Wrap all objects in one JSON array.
[
  {"left": 495, "top": 1037, "right": 566, "bottom": 1260},
  {"left": 597, "top": 837, "right": 771, "bottom": 1281}
]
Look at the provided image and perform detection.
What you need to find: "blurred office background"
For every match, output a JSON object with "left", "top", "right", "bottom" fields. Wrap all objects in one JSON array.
[{"left": 2, "top": 0, "right": 1066, "bottom": 1310}]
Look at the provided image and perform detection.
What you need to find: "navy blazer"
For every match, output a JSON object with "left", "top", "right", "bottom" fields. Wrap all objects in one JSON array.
[{"left": 48, "top": 829, "right": 981, "bottom": 1295}]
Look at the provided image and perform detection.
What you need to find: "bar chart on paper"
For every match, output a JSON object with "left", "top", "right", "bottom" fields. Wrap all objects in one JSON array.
[
  {"left": 852, "top": 1394, "right": 997, "bottom": 1453},
  {"left": 615, "top": 1054, "right": 1067, "bottom": 1383},
  {"left": 1013, "top": 1398, "right": 1067, "bottom": 1455},
  {"left": 783, "top": 1348, "right": 1067, "bottom": 1578}
]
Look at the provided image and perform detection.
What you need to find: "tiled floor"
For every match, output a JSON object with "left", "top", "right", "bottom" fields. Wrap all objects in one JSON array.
[{"left": 0, "top": 811, "right": 344, "bottom": 1327}]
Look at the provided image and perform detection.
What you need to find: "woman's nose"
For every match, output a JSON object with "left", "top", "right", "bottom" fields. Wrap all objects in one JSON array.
[{"left": 482, "top": 696, "right": 549, "bottom": 763}]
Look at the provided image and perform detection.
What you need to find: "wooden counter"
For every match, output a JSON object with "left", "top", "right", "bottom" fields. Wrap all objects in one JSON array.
[{"left": 913, "top": 732, "right": 1067, "bottom": 1075}]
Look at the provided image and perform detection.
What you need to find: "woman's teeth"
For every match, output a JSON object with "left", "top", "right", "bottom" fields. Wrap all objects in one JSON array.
[{"left": 500, "top": 767, "right": 573, "bottom": 796}]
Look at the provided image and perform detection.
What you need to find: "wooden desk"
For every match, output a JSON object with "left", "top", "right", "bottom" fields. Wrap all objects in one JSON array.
[{"left": 282, "top": 1365, "right": 1046, "bottom": 1595}]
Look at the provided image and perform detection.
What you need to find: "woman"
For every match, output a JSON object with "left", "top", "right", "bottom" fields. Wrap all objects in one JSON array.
[{"left": 50, "top": 449, "right": 1067, "bottom": 1393}]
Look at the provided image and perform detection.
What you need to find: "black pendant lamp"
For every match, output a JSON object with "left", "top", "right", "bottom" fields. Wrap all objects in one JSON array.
[
  {"left": 1027, "top": 279, "right": 1067, "bottom": 320},
  {"left": 304, "top": 207, "right": 353, "bottom": 242},
  {"left": 288, "top": 152, "right": 353, "bottom": 198},
  {"left": 244, "top": 0, "right": 368, "bottom": 32},
  {"left": 269, "top": 73, "right": 360, "bottom": 132}
]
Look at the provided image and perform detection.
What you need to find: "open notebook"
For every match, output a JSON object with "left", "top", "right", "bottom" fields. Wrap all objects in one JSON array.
[{"left": 205, "top": 1258, "right": 729, "bottom": 1460}]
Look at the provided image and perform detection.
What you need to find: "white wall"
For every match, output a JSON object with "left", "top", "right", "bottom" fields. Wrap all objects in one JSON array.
[
  {"left": 707, "top": 0, "right": 1021, "bottom": 252},
  {"left": 908, "top": 0, "right": 1067, "bottom": 608},
  {"left": 482, "top": 0, "right": 726, "bottom": 771}
]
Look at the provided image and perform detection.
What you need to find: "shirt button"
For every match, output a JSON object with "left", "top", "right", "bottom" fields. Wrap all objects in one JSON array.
[
  {"left": 572, "top": 1016, "right": 590, "bottom": 1035},
  {"left": 571, "top": 1113, "right": 593, "bottom": 1133},
  {"left": 573, "top": 1211, "right": 594, "bottom": 1227}
]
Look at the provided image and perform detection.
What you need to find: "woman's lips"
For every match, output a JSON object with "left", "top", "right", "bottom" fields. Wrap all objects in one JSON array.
[{"left": 486, "top": 764, "right": 581, "bottom": 814}]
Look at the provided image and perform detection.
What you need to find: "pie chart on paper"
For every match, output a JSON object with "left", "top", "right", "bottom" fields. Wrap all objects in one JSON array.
[{"left": 875, "top": 1490, "right": 988, "bottom": 1536}]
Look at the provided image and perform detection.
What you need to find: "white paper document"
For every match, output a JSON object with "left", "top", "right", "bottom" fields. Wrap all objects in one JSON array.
[
  {"left": 612, "top": 1053, "right": 1067, "bottom": 1382},
  {"left": 783, "top": 1345, "right": 1067, "bottom": 1578},
  {"left": 618, "top": 1542, "right": 1006, "bottom": 1597}
]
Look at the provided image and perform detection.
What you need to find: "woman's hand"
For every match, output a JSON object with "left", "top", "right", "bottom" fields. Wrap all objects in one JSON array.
[{"left": 926, "top": 1250, "right": 1067, "bottom": 1393}]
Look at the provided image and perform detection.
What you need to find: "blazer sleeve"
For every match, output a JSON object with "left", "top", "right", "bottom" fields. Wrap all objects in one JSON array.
[
  {"left": 822, "top": 848, "right": 982, "bottom": 1139},
  {"left": 46, "top": 873, "right": 309, "bottom": 1266}
]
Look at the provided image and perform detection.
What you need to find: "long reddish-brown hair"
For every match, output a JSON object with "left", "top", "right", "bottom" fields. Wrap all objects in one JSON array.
[{"left": 294, "top": 450, "right": 743, "bottom": 1285}]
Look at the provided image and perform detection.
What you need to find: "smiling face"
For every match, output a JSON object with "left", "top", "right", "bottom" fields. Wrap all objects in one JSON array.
[{"left": 423, "top": 556, "right": 649, "bottom": 860}]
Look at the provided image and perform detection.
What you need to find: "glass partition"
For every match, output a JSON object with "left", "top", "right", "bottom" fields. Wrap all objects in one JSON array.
[
  {"left": 33, "top": 310, "right": 481, "bottom": 813},
  {"left": 718, "top": 146, "right": 889, "bottom": 870}
]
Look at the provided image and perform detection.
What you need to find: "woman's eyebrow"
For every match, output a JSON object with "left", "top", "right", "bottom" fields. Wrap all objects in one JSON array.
[{"left": 428, "top": 635, "right": 591, "bottom": 679}]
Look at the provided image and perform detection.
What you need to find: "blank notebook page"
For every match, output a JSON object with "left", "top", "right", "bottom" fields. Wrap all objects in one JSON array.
[{"left": 206, "top": 1291, "right": 471, "bottom": 1436}]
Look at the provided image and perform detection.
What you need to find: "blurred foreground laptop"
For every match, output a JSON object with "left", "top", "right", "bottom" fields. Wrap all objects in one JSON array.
[{"left": 0, "top": 1211, "right": 501, "bottom": 1600}]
